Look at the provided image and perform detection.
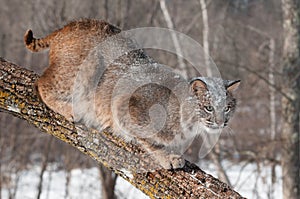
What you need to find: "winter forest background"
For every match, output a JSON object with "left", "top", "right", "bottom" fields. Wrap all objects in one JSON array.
[{"left": 0, "top": 0, "right": 296, "bottom": 198}]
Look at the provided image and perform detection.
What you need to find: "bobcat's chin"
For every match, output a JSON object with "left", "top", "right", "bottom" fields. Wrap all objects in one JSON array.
[{"left": 202, "top": 123, "right": 224, "bottom": 134}]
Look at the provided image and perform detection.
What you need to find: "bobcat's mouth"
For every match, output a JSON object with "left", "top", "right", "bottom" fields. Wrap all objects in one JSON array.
[
  {"left": 209, "top": 125, "right": 223, "bottom": 129},
  {"left": 203, "top": 120, "right": 225, "bottom": 130}
]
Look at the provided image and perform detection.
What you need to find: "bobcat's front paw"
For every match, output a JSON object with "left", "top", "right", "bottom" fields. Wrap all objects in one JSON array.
[{"left": 159, "top": 154, "right": 185, "bottom": 169}]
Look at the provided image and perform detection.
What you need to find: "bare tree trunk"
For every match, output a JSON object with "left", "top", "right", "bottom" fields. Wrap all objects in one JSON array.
[
  {"left": 147, "top": 1, "right": 159, "bottom": 25},
  {"left": 65, "top": 170, "right": 71, "bottom": 199},
  {"left": 0, "top": 120, "right": 3, "bottom": 199},
  {"left": 268, "top": 39, "right": 276, "bottom": 141},
  {"left": 199, "top": 0, "right": 230, "bottom": 185},
  {"left": 0, "top": 34, "right": 6, "bottom": 58},
  {"left": 159, "top": 0, "right": 187, "bottom": 77},
  {"left": 116, "top": 0, "right": 122, "bottom": 27},
  {"left": 104, "top": 0, "right": 109, "bottom": 20},
  {"left": 199, "top": 0, "right": 212, "bottom": 77},
  {"left": 45, "top": 168, "right": 52, "bottom": 199},
  {"left": 36, "top": 137, "right": 53, "bottom": 199},
  {"left": 0, "top": 144, "right": 2, "bottom": 199},
  {"left": 119, "top": 0, "right": 130, "bottom": 29},
  {"left": 99, "top": 165, "right": 118, "bottom": 199},
  {"left": 268, "top": 38, "right": 277, "bottom": 199},
  {"left": 281, "top": 0, "right": 300, "bottom": 198},
  {"left": 211, "top": 146, "right": 232, "bottom": 186}
]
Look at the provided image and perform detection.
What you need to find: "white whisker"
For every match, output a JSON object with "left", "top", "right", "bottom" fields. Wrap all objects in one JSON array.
[{"left": 223, "top": 126, "right": 235, "bottom": 136}]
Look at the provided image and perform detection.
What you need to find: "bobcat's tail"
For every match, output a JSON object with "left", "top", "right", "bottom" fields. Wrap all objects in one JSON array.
[{"left": 24, "top": 30, "right": 51, "bottom": 52}]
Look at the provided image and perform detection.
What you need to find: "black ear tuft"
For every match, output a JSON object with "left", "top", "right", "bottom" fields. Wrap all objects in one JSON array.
[
  {"left": 24, "top": 29, "right": 34, "bottom": 45},
  {"left": 104, "top": 24, "right": 121, "bottom": 34}
]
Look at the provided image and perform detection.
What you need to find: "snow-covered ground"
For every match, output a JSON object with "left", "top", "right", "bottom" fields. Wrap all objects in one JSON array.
[
  {"left": 2, "top": 162, "right": 282, "bottom": 199},
  {"left": 2, "top": 166, "right": 147, "bottom": 199},
  {"left": 203, "top": 161, "right": 282, "bottom": 199}
]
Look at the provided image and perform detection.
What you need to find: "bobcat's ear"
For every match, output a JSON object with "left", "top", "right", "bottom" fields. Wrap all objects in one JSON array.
[
  {"left": 226, "top": 80, "right": 240, "bottom": 93},
  {"left": 190, "top": 79, "right": 208, "bottom": 94}
]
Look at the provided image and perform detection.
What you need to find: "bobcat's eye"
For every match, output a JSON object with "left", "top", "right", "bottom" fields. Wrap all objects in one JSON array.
[
  {"left": 224, "top": 106, "right": 231, "bottom": 113},
  {"left": 204, "top": 105, "right": 214, "bottom": 113}
]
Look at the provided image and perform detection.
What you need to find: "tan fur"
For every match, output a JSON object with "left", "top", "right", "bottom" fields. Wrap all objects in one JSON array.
[
  {"left": 24, "top": 19, "right": 121, "bottom": 121},
  {"left": 24, "top": 19, "right": 239, "bottom": 170}
]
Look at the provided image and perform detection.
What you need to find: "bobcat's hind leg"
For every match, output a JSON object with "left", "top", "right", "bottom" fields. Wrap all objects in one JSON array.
[{"left": 37, "top": 79, "right": 74, "bottom": 121}]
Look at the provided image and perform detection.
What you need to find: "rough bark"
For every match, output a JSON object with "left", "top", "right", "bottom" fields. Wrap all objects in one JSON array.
[
  {"left": 0, "top": 57, "right": 245, "bottom": 199},
  {"left": 281, "top": 0, "right": 300, "bottom": 198}
]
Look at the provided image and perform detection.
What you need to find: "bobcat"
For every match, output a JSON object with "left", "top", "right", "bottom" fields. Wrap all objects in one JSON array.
[{"left": 24, "top": 19, "right": 240, "bottom": 170}]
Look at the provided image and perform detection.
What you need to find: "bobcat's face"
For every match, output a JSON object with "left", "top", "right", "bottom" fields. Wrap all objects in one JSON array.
[
  {"left": 196, "top": 90, "right": 236, "bottom": 130},
  {"left": 190, "top": 78, "right": 240, "bottom": 131}
]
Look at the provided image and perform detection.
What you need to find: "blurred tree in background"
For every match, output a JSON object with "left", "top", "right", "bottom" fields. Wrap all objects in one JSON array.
[{"left": 281, "top": 0, "right": 300, "bottom": 198}]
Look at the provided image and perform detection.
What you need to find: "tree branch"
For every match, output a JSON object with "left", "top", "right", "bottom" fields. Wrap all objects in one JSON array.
[{"left": 0, "top": 57, "right": 245, "bottom": 198}]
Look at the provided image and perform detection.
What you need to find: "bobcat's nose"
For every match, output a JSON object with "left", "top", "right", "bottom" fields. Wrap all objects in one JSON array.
[
  {"left": 216, "top": 122, "right": 225, "bottom": 128},
  {"left": 215, "top": 113, "right": 225, "bottom": 127},
  {"left": 215, "top": 119, "right": 224, "bottom": 126}
]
